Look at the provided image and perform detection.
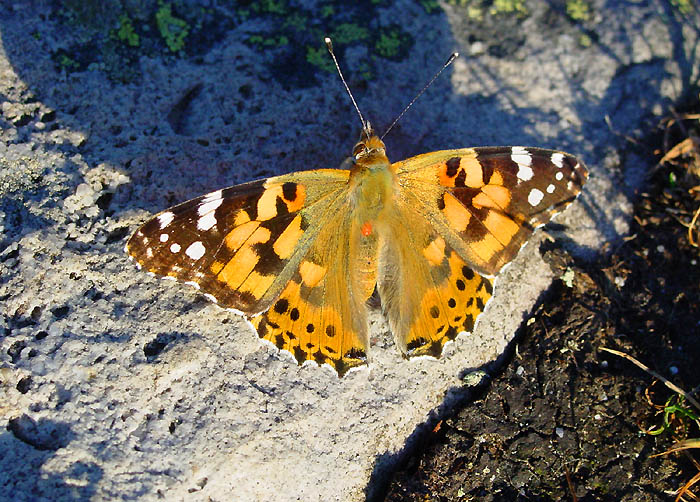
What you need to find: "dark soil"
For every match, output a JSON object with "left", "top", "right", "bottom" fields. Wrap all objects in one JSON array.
[{"left": 383, "top": 117, "right": 700, "bottom": 500}]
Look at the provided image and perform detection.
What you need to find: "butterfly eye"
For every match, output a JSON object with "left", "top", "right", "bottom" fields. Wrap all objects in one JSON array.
[{"left": 352, "top": 143, "right": 367, "bottom": 159}]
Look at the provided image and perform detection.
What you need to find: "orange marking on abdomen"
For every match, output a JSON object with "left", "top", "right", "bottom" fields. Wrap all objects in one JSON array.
[{"left": 361, "top": 221, "right": 373, "bottom": 237}]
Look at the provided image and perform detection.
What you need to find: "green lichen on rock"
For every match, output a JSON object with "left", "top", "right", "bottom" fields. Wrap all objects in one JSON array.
[
  {"left": 374, "top": 27, "right": 413, "bottom": 60},
  {"left": 116, "top": 14, "right": 140, "bottom": 47},
  {"left": 566, "top": 0, "right": 591, "bottom": 21},
  {"left": 155, "top": 2, "right": 189, "bottom": 52},
  {"left": 489, "top": 0, "right": 527, "bottom": 15}
]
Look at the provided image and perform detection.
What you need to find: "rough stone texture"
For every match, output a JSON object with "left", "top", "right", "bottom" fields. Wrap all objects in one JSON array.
[{"left": 0, "top": 1, "right": 697, "bottom": 501}]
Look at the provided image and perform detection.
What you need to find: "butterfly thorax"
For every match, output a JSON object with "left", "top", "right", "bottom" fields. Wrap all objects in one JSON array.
[{"left": 348, "top": 132, "right": 396, "bottom": 233}]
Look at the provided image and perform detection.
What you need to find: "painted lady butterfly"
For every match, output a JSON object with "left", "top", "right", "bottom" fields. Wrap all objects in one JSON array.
[{"left": 126, "top": 46, "right": 588, "bottom": 377}]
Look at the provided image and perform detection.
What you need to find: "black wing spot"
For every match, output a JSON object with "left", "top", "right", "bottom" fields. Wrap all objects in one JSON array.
[
  {"left": 407, "top": 337, "right": 429, "bottom": 352},
  {"left": 456, "top": 279, "right": 466, "bottom": 291},
  {"left": 344, "top": 347, "right": 367, "bottom": 361},
  {"left": 429, "top": 306, "right": 440, "bottom": 318},
  {"left": 463, "top": 313, "right": 475, "bottom": 331},
  {"left": 476, "top": 297, "right": 485, "bottom": 310},
  {"left": 462, "top": 266, "right": 474, "bottom": 280},
  {"left": 282, "top": 182, "right": 298, "bottom": 202},
  {"left": 293, "top": 346, "right": 307, "bottom": 364},
  {"left": 448, "top": 298, "right": 456, "bottom": 308},
  {"left": 326, "top": 325, "right": 336, "bottom": 337},
  {"left": 273, "top": 298, "right": 289, "bottom": 314},
  {"left": 426, "top": 341, "right": 443, "bottom": 357},
  {"left": 306, "top": 323, "right": 315, "bottom": 333},
  {"left": 446, "top": 157, "right": 460, "bottom": 177},
  {"left": 290, "top": 308, "right": 300, "bottom": 321},
  {"left": 445, "top": 325, "right": 458, "bottom": 340}
]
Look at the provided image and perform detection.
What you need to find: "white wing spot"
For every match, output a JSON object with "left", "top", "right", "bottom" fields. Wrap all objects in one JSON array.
[
  {"left": 197, "top": 191, "right": 223, "bottom": 231},
  {"left": 555, "top": 171, "right": 564, "bottom": 181},
  {"left": 158, "top": 211, "right": 175, "bottom": 228},
  {"left": 511, "top": 147, "right": 533, "bottom": 181},
  {"left": 552, "top": 153, "right": 564, "bottom": 168},
  {"left": 185, "top": 281, "right": 201, "bottom": 290},
  {"left": 185, "top": 241, "right": 206, "bottom": 261},
  {"left": 203, "top": 293, "right": 218, "bottom": 304},
  {"left": 546, "top": 184, "right": 555, "bottom": 194},
  {"left": 202, "top": 189, "right": 223, "bottom": 204},
  {"left": 170, "top": 243, "right": 181, "bottom": 253},
  {"left": 146, "top": 247, "right": 154, "bottom": 258},
  {"left": 159, "top": 233, "right": 169, "bottom": 243},
  {"left": 528, "top": 188, "right": 544, "bottom": 207},
  {"left": 197, "top": 212, "right": 218, "bottom": 232}
]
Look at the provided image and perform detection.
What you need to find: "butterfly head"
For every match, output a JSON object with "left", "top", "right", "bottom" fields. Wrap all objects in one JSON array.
[{"left": 351, "top": 122, "right": 389, "bottom": 169}]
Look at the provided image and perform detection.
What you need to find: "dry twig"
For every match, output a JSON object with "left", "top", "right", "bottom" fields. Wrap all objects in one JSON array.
[{"left": 600, "top": 347, "right": 700, "bottom": 410}]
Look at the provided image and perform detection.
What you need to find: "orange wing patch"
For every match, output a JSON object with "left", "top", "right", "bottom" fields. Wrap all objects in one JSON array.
[
  {"left": 252, "top": 279, "right": 368, "bottom": 376},
  {"left": 404, "top": 251, "right": 492, "bottom": 358}
]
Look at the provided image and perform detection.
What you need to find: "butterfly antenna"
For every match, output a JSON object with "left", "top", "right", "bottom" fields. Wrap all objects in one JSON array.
[
  {"left": 325, "top": 37, "right": 368, "bottom": 132},
  {"left": 381, "top": 51, "right": 460, "bottom": 140}
]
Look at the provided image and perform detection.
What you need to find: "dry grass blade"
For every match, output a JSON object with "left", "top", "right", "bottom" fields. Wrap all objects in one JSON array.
[
  {"left": 599, "top": 347, "right": 700, "bottom": 410},
  {"left": 653, "top": 439, "right": 700, "bottom": 456},
  {"left": 675, "top": 470, "right": 700, "bottom": 502},
  {"left": 661, "top": 137, "right": 697, "bottom": 165},
  {"left": 564, "top": 465, "right": 578, "bottom": 502},
  {"left": 689, "top": 205, "right": 700, "bottom": 247},
  {"left": 653, "top": 439, "right": 700, "bottom": 502}
]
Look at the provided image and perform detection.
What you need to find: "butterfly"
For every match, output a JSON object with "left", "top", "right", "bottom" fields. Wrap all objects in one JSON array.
[
  {"left": 126, "top": 119, "right": 587, "bottom": 376},
  {"left": 126, "top": 42, "right": 587, "bottom": 377}
]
